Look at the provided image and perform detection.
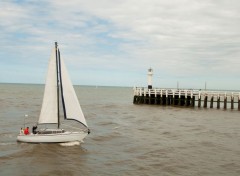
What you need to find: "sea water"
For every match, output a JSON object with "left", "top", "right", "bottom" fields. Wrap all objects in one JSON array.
[{"left": 0, "top": 83, "right": 240, "bottom": 176}]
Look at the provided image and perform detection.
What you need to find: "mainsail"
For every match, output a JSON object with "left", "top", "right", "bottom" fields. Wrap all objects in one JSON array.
[{"left": 38, "top": 49, "right": 58, "bottom": 124}]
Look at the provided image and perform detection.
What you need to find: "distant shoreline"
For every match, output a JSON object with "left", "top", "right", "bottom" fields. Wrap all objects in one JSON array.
[{"left": 0, "top": 82, "right": 132, "bottom": 88}]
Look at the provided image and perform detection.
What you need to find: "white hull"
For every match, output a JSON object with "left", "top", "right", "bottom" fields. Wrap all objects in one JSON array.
[{"left": 17, "top": 131, "right": 88, "bottom": 143}]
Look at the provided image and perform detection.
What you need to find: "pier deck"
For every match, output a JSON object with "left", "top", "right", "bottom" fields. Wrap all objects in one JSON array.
[{"left": 133, "top": 87, "right": 240, "bottom": 110}]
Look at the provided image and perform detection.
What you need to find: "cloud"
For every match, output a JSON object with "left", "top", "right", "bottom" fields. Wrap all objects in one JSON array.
[{"left": 0, "top": 0, "right": 240, "bottom": 89}]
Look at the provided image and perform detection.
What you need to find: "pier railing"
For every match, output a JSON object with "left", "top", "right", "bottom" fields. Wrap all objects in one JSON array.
[{"left": 133, "top": 87, "right": 240, "bottom": 110}]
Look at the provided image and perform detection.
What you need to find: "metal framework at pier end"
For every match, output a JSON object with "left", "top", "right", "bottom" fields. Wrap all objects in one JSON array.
[{"left": 133, "top": 87, "right": 240, "bottom": 110}]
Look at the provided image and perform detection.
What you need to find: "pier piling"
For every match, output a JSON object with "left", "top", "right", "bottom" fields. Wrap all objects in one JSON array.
[
  {"left": 204, "top": 96, "right": 208, "bottom": 108},
  {"left": 217, "top": 96, "right": 220, "bottom": 109},
  {"left": 231, "top": 97, "right": 234, "bottom": 109},
  {"left": 238, "top": 98, "right": 240, "bottom": 110},
  {"left": 224, "top": 97, "right": 227, "bottom": 109},
  {"left": 198, "top": 96, "right": 201, "bottom": 108},
  {"left": 210, "top": 96, "right": 214, "bottom": 108}
]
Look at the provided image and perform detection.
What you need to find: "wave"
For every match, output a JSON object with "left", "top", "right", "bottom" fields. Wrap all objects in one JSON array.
[
  {"left": 0, "top": 142, "right": 16, "bottom": 146},
  {"left": 0, "top": 133, "right": 15, "bottom": 138},
  {"left": 97, "top": 121, "right": 119, "bottom": 126},
  {"left": 91, "top": 132, "right": 123, "bottom": 142},
  {"left": 59, "top": 141, "right": 81, "bottom": 147},
  {"left": 113, "top": 126, "right": 120, "bottom": 129}
]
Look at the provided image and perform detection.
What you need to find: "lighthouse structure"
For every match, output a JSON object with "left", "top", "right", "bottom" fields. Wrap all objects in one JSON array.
[{"left": 147, "top": 68, "right": 153, "bottom": 89}]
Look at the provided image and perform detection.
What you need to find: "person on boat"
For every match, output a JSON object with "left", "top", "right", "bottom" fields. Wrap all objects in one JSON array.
[
  {"left": 24, "top": 127, "right": 30, "bottom": 135},
  {"left": 20, "top": 128, "right": 24, "bottom": 134},
  {"left": 32, "top": 125, "right": 38, "bottom": 134}
]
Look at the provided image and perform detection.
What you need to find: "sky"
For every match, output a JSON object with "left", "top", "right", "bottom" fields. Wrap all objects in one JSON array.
[{"left": 0, "top": 0, "right": 240, "bottom": 89}]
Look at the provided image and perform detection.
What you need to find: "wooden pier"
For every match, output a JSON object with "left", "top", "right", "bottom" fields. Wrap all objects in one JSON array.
[{"left": 133, "top": 87, "right": 240, "bottom": 110}]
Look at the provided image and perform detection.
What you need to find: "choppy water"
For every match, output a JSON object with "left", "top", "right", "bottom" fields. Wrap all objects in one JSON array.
[{"left": 0, "top": 83, "right": 240, "bottom": 176}]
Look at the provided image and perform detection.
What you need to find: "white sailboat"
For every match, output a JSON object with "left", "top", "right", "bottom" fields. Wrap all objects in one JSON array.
[{"left": 17, "top": 42, "right": 90, "bottom": 143}]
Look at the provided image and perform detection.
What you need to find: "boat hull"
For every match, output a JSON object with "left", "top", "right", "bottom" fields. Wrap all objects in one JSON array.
[{"left": 17, "top": 131, "right": 88, "bottom": 143}]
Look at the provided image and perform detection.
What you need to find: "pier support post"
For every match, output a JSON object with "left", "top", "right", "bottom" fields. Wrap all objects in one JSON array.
[
  {"left": 217, "top": 96, "right": 220, "bottom": 109},
  {"left": 162, "top": 95, "right": 166, "bottom": 105},
  {"left": 238, "top": 98, "right": 240, "bottom": 111},
  {"left": 184, "top": 91, "right": 187, "bottom": 107},
  {"left": 173, "top": 95, "right": 177, "bottom": 106},
  {"left": 154, "top": 97, "right": 157, "bottom": 105},
  {"left": 166, "top": 95, "right": 169, "bottom": 105},
  {"left": 172, "top": 92, "right": 175, "bottom": 106},
  {"left": 177, "top": 95, "right": 179, "bottom": 106},
  {"left": 198, "top": 97, "right": 201, "bottom": 108},
  {"left": 210, "top": 96, "right": 213, "bottom": 108},
  {"left": 191, "top": 96, "right": 195, "bottom": 107},
  {"left": 160, "top": 90, "right": 163, "bottom": 105},
  {"left": 178, "top": 91, "right": 181, "bottom": 106},
  {"left": 156, "top": 95, "right": 160, "bottom": 105},
  {"left": 231, "top": 97, "right": 234, "bottom": 109},
  {"left": 148, "top": 91, "right": 151, "bottom": 104},
  {"left": 178, "top": 98, "right": 181, "bottom": 106},
  {"left": 190, "top": 92, "right": 194, "bottom": 107},
  {"left": 168, "top": 95, "right": 172, "bottom": 105},
  {"left": 204, "top": 96, "right": 208, "bottom": 108},
  {"left": 140, "top": 95, "right": 144, "bottom": 104},
  {"left": 185, "top": 96, "right": 190, "bottom": 106},
  {"left": 143, "top": 90, "right": 146, "bottom": 104},
  {"left": 133, "top": 96, "right": 136, "bottom": 104},
  {"left": 185, "top": 97, "right": 188, "bottom": 107},
  {"left": 149, "top": 93, "right": 153, "bottom": 104},
  {"left": 224, "top": 97, "right": 227, "bottom": 109},
  {"left": 154, "top": 89, "right": 157, "bottom": 105},
  {"left": 169, "top": 95, "right": 172, "bottom": 105}
]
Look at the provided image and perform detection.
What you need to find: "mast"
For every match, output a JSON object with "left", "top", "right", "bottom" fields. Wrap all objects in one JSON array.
[{"left": 55, "top": 42, "right": 60, "bottom": 129}]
